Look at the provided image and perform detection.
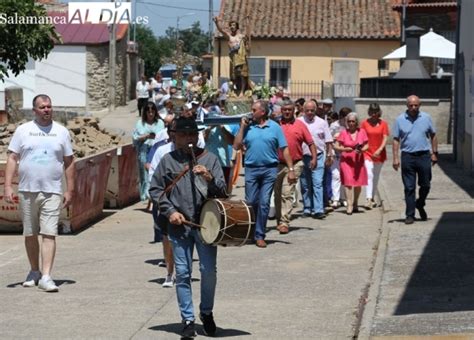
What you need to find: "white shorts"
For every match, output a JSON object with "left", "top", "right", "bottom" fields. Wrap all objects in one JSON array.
[{"left": 19, "top": 192, "right": 62, "bottom": 236}]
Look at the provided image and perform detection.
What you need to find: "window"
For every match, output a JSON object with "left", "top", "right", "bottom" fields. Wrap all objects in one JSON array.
[
  {"left": 248, "top": 57, "right": 266, "bottom": 85},
  {"left": 270, "top": 60, "right": 291, "bottom": 87}
]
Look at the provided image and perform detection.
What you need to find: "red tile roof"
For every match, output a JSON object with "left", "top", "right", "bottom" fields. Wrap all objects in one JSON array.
[
  {"left": 49, "top": 12, "right": 128, "bottom": 45},
  {"left": 392, "top": 2, "right": 456, "bottom": 9},
  {"left": 217, "top": 0, "right": 400, "bottom": 40}
]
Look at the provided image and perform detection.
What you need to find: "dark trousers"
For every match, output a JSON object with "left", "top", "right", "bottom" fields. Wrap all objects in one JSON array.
[
  {"left": 137, "top": 98, "right": 148, "bottom": 116},
  {"left": 401, "top": 151, "right": 432, "bottom": 218}
]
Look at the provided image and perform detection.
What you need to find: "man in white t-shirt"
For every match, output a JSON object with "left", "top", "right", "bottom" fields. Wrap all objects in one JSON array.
[{"left": 4, "top": 94, "right": 75, "bottom": 292}]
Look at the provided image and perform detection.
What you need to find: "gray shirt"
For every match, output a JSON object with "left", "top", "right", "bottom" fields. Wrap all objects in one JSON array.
[{"left": 149, "top": 148, "right": 227, "bottom": 237}]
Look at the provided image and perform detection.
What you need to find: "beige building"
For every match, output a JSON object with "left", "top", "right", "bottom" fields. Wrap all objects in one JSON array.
[{"left": 214, "top": 0, "right": 401, "bottom": 98}]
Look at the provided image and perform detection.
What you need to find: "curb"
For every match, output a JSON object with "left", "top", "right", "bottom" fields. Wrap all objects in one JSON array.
[{"left": 356, "top": 175, "right": 394, "bottom": 339}]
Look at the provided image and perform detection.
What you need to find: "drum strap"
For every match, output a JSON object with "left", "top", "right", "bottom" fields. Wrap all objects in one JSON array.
[
  {"left": 160, "top": 165, "right": 190, "bottom": 199},
  {"left": 159, "top": 149, "right": 209, "bottom": 199}
]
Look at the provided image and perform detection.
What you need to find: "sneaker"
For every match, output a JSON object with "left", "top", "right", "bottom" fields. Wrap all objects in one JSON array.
[
  {"left": 200, "top": 312, "right": 217, "bottom": 336},
  {"left": 182, "top": 320, "right": 196, "bottom": 339},
  {"left": 22, "top": 270, "right": 41, "bottom": 287},
  {"left": 162, "top": 275, "right": 174, "bottom": 288},
  {"left": 38, "top": 276, "right": 59, "bottom": 292},
  {"left": 404, "top": 216, "right": 415, "bottom": 225},
  {"left": 342, "top": 200, "right": 348, "bottom": 207},
  {"left": 331, "top": 200, "right": 340, "bottom": 209},
  {"left": 364, "top": 199, "right": 373, "bottom": 210},
  {"left": 158, "top": 260, "right": 167, "bottom": 268}
]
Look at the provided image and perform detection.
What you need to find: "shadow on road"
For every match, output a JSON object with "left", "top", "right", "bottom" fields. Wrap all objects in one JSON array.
[
  {"left": 437, "top": 154, "right": 474, "bottom": 198},
  {"left": 395, "top": 211, "right": 474, "bottom": 315},
  {"left": 7, "top": 279, "right": 76, "bottom": 288},
  {"left": 149, "top": 322, "right": 251, "bottom": 337}
]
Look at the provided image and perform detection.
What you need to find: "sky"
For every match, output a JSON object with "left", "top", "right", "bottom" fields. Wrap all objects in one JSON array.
[{"left": 58, "top": 0, "right": 221, "bottom": 37}]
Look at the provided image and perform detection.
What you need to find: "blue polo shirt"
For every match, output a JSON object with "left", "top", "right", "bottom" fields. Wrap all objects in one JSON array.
[
  {"left": 392, "top": 111, "right": 436, "bottom": 153},
  {"left": 243, "top": 119, "right": 287, "bottom": 166}
]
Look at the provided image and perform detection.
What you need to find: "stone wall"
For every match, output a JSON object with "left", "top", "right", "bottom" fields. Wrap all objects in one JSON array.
[
  {"left": 354, "top": 98, "right": 452, "bottom": 144},
  {"left": 86, "top": 37, "right": 128, "bottom": 110}
]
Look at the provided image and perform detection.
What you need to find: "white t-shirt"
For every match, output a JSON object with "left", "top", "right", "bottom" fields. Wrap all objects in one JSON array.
[
  {"left": 8, "top": 120, "right": 73, "bottom": 194},
  {"left": 136, "top": 81, "right": 150, "bottom": 99}
]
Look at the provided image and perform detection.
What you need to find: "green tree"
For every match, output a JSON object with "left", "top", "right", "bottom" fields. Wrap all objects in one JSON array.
[
  {"left": 0, "top": 1, "right": 60, "bottom": 81},
  {"left": 176, "top": 22, "right": 209, "bottom": 57},
  {"left": 135, "top": 25, "right": 165, "bottom": 77},
  {"left": 136, "top": 22, "right": 209, "bottom": 76}
]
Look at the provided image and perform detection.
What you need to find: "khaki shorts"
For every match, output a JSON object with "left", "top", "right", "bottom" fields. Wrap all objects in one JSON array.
[{"left": 19, "top": 192, "right": 62, "bottom": 236}]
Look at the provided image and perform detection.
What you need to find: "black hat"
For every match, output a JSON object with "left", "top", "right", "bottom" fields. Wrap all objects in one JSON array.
[{"left": 171, "top": 117, "right": 204, "bottom": 133}]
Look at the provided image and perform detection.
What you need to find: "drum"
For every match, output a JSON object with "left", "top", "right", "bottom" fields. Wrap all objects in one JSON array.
[{"left": 199, "top": 199, "right": 254, "bottom": 246}]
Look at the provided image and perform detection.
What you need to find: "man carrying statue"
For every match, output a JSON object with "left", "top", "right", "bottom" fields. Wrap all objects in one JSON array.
[{"left": 213, "top": 15, "right": 251, "bottom": 96}]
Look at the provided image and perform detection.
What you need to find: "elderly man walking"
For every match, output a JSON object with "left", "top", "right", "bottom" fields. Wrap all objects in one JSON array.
[
  {"left": 4, "top": 94, "right": 75, "bottom": 292},
  {"left": 392, "top": 95, "right": 438, "bottom": 225},
  {"left": 274, "top": 99, "right": 316, "bottom": 234},
  {"left": 299, "top": 100, "right": 334, "bottom": 219}
]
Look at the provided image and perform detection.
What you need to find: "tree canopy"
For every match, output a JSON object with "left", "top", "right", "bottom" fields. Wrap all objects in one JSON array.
[
  {"left": 0, "top": 0, "right": 60, "bottom": 81},
  {"left": 136, "top": 21, "right": 209, "bottom": 77}
]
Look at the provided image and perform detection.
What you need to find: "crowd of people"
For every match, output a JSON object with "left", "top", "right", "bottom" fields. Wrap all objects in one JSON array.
[{"left": 129, "top": 80, "right": 439, "bottom": 338}]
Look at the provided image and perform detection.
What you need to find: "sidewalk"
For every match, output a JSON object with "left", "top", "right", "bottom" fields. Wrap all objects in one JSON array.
[{"left": 360, "top": 145, "right": 474, "bottom": 339}]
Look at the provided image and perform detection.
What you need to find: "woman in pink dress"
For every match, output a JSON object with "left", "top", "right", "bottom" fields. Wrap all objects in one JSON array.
[{"left": 333, "top": 112, "right": 369, "bottom": 214}]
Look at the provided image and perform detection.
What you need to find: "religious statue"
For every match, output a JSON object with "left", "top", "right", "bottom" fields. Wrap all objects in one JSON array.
[{"left": 213, "top": 15, "right": 251, "bottom": 97}]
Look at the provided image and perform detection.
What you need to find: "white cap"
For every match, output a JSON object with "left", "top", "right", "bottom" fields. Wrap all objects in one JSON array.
[{"left": 321, "top": 98, "right": 333, "bottom": 105}]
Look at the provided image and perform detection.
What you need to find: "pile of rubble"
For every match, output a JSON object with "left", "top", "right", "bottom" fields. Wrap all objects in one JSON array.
[{"left": 0, "top": 117, "right": 129, "bottom": 160}]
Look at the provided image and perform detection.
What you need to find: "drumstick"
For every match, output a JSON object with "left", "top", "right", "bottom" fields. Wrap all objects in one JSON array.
[{"left": 183, "top": 220, "right": 206, "bottom": 229}]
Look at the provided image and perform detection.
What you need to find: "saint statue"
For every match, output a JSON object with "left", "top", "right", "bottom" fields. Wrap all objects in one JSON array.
[{"left": 213, "top": 15, "right": 251, "bottom": 96}]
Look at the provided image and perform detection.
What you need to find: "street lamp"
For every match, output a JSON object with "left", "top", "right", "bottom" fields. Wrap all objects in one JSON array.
[{"left": 176, "top": 13, "right": 195, "bottom": 41}]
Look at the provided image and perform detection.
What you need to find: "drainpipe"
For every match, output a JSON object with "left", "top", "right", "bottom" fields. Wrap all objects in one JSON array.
[{"left": 218, "top": 38, "right": 222, "bottom": 82}]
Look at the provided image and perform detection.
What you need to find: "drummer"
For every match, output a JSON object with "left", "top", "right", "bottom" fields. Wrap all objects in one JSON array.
[{"left": 149, "top": 117, "right": 227, "bottom": 339}]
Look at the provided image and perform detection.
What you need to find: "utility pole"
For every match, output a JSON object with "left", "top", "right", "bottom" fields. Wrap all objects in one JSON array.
[
  {"left": 109, "top": 0, "right": 116, "bottom": 112},
  {"left": 208, "top": 0, "right": 213, "bottom": 53}
]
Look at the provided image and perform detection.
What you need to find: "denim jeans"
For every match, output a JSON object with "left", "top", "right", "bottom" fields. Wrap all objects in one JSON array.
[
  {"left": 300, "top": 153, "right": 325, "bottom": 214},
  {"left": 245, "top": 166, "right": 278, "bottom": 240},
  {"left": 401, "top": 152, "right": 432, "bottom": 218},
  {"left": 169, "top": 229, "right": 217, "bottom": 321}
]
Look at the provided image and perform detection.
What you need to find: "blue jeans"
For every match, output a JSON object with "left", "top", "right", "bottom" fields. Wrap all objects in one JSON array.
[
  {"left": 169, "top": 229, "right": 217, "bottom": 321},
  {"left": 401, "top": 152, "right": 432, "bottom": 218},
  {"left": 300, "top": 153, "right": 325, "bottom": 214},
  {"left": 245, "top": 166, "right": 278, "bottom": 240}
]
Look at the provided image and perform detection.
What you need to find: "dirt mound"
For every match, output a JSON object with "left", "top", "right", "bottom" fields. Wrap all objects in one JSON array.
[{"left": 0, "top": 117, "right": 129, "bottom": 160}]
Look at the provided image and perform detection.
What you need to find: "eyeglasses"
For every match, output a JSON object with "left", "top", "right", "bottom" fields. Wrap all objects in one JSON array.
[{"left": 347, "top": 120, "right": 356, "bottom": 123}]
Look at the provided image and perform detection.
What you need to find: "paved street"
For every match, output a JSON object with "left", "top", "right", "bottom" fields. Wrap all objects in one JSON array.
[{"left": 1, "top": 103, "right": 473, "bottom": 339}]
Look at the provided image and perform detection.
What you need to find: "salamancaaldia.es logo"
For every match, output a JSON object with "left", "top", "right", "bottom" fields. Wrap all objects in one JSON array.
[
  {"left": 68, "top": 1, "right": 148, "bottom": 24},
  {"left": 0, "top": 1, "right": 148, "bottom": 25}
]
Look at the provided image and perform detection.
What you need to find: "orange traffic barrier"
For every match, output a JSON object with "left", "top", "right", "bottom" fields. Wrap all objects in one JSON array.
[{"left": 104, "top": 143, "right": 140, "bottom": 208}]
